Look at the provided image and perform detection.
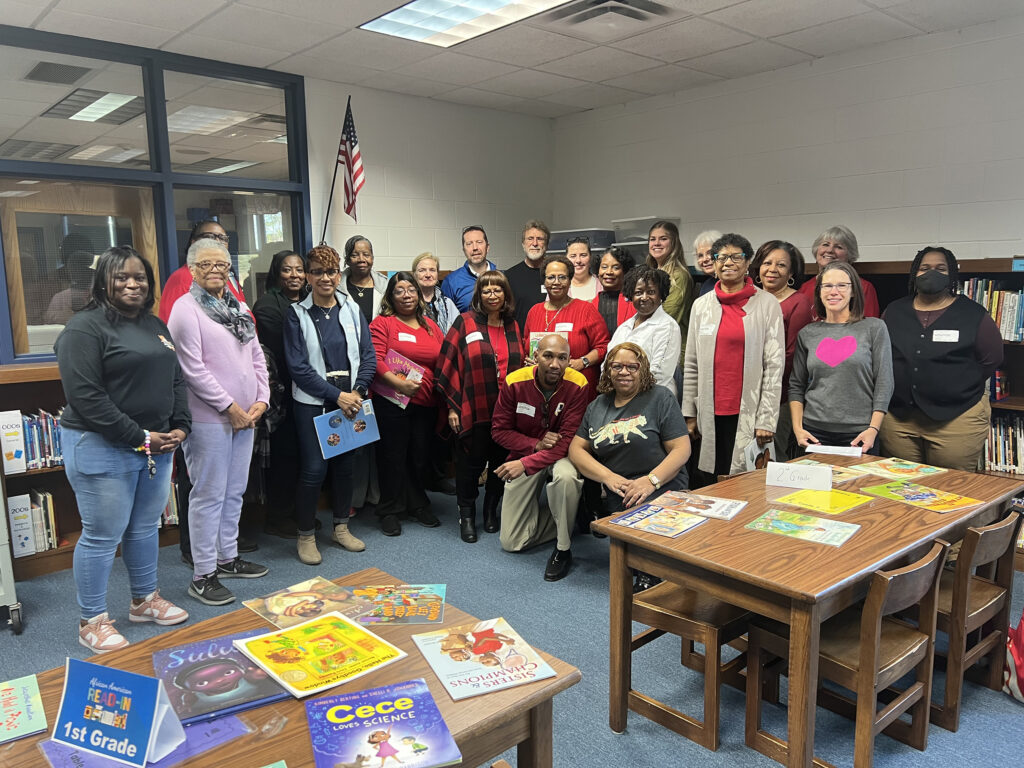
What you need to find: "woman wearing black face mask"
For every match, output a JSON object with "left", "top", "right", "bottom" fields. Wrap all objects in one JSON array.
[{"left": 879, "top": 246, "right": 1002, "bottom": 470}]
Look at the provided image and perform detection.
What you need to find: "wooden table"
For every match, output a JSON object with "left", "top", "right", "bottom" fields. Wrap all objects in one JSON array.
[
  {"left": 4, "top": 567, "right": 580, "bottom": 768},
  {"left": 593, "top": 456, "right": 1024, "bottom": 768}
]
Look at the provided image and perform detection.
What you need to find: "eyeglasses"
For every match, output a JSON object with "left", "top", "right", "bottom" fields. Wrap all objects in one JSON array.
[
  {"left": 713, "top": 252, "right": 747, "bottom": 263},
  {"left": 308, "top": 268, "right": 340, "bottom": 277},
  {"left": 608, "top": 363, "right": 640, "bottom": 373},
  {"left": 480, "top": 288, "right": 503, "bottom": 297},
  {"left": 820, "top": 282, "right": 852, "bottom": 292},
  {"left": 195, "top": 261, "right": 231, "bottom": 273},
  {"left": 544, "top": 274, "right": 569, "bottom": 282},
  {"left": 197, "top": 232, "right": 229, "bottom": 243}
]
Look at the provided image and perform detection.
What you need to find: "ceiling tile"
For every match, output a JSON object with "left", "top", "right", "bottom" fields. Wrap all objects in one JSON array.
[
  {"left": 0, "top": 1, "right": 47, "bottom": 26},
  {"left": 358, "top": 72, "right": 455, "bottom": 98},
  {"left": 603, "top": 64, "right": 721, "bottom": 95},
  {"left": 707, "top": 0, "right": 867, "bottom": 38},
  {"left": 437, "top": 88, "right": 527, "bottom": 111},
  {"left": 683, "top": 39, "right": 812, "bottom": 78},
  {"left": 513, "top": 99, "right": 584, "bottom": 118},
  {"left": 476, "top": 69, "right": 586, "bottom": 99},
  {"left": 611, "top": 17, "right": 753, "bottom": 62},
  {"left": 452, "top": 25, "right": 595, "bottom": 67},
  {"left": 270, "top": 54, "right": 382, "bottom": 84},
  {"left": 36, "top": 10, "right": 177, "bottom": 49},
  {"left": 537, "top": 47, "right": 662, "bottom": 81},
  {"left": 542, "top": 83, "right": 645, "bottom": 110},
  {"left": 53, "top": 0, "right": 228, "bottom": 29},
  {"left": 188, "top": 4, "right": 345, "bottom": 53},
  {"left": 162, "top": 33, "right": 288, "bottom": 68},
  {"left": 882, "top": 0, "right": 1024, "bottom": 33},
  {"left": 392, "top": 52, "right": 518, "bottom": 87},
  {"left": 773, "top": 11, "right": 921, "bottom": 57},
  {"left": 657, "top": 0, "right": 749, "bottom": 11},
  {"left": 236, "top": 0, "right": 403, "bottom": 28},
  {"left": 304, "top": 29, "right": 436, "bottom": 72}
]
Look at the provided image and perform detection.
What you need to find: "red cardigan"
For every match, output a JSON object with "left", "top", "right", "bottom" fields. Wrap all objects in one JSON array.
[{"left": 523, "top": 298, "right": 610, "bottom": 396}]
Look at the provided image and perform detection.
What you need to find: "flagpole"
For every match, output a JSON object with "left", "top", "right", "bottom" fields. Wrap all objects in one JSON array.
[{"left": 320, "top": 95, "right": 351, "bottom": 245}]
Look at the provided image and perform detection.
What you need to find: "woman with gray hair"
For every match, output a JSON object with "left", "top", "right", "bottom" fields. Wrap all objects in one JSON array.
[
  {"left": 167, "top": 238, "right": 271, "bottom": 606},
  {"left": 796, "top": 225, "right": 880, "bottom": 317},
  {"left": 693, "top": 229, "right": 722, "bottom": 297}
]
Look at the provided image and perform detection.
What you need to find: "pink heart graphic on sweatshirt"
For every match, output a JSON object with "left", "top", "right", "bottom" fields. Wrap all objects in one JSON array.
[{"left": 815, "top": 335, "right": 857, "bottom": 367}]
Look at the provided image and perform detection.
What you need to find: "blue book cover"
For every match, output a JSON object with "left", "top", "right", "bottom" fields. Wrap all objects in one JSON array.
[
  {"left": 151, "top": 628, "right": 289, "bottom": 725},
  {"left": 314, "top": 401, "right": 380, "bottom": 459},
  {"left": 305, "top": 678, "right": 460, "bottom": 768}
]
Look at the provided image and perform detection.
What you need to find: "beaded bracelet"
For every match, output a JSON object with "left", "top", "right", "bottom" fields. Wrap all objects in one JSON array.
[{"left": 142, "top": 430, "right": 156, "bottom": 479}]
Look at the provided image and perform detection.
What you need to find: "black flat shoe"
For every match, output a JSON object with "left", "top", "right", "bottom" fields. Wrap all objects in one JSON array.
[
  {"left": 544, "top": 548, "right": 572, "bottom": 582},
  {"left": 380, "top": 515, "right": 402, "bottom": 537},
  {"left": 460, "top": 517, "right": 477, "bottom": 543}
]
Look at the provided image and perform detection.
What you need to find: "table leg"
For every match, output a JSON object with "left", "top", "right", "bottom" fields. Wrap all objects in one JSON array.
[
  {"left": 787, "top": 601, "right": 820, "bottom": 768},
  {"left": 517, "top": 698, "right": 552, "bottom": 768},
  {"left": 609, "top": 539, "right": 631, "bottom": 734}
]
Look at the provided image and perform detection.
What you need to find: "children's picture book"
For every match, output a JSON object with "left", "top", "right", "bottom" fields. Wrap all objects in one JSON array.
[
  {"left": 151, "top": 628, "right": 289, "bottom": 724},
  {"left": 412, "top": 617, "right": 556, "bottom": 701},
  {"left": 232, "top": 613, "right": 407, "bottom": 698},
  {"left": 370, "top": 349, "right": 427, "bottom": 409},
  {"left": 243, "top": 576, "right": 376, "bottom": 629},
  {"left": 775, "top": 488, "right": 874, "bottom": 515},
  {"left": 855, "top": 457, "right": 949, "bottom": 481},
  {"left": 314, "top": 401, "right": 380, "bottom": 460},
  {"left": 610, "top": 503, "right": 707, "bottom": 538},
  {"left": 349, "top": 585, "right": 446, "bottom": 626},
  {"left": 0, "top": 673, "right": 46, "bottom": 745},
  {"left": 744, "top": 437, "right": 776, "bottom": 471},
  {"left": 305, "top": 678, "right": 461, "bottom": 768},
  {"left": 527, "top": 331, "right": 568, "bottom": 359},
  {"left": 790, "top": 458, "right": 872, "bottom": 485},
  {"left": 746, "top": 509, "right": 861, "bottom": 547},
  {"left": 862, "top": 481, "right": 982, "bottom": 513},
  {"left": 655, "top": 489, "right": 747, "bottom": 520}
]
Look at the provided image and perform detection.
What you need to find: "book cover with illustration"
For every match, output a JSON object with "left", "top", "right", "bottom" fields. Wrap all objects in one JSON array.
[
  {"left": 151, "top": 628, "right": 289, "bottom": 724},
  {"left": 855, "top": 457, "right": 949, "bottom": 481},
  {"left": 655, "top": 489, "right": 747, "bottom": 520},
  {"left": 243, "top": 576, "right": 376, "bottom": 629},
  {"left": 0, "top": 673, "right": 46, "bottom": 745},
  {"left": 746, "top": 509, "right": 861, "bottom": 547},
  {"left": 233, "top": 613, "right": 406, "bottom": 698},
  {"left": 790, "top": 458, "right": 872, "bottom": 485},
  {"left": 528, "top": 331, "right": 568, "bottom": 359},
  {"left": 370, "top": 350, "right": 427, "bottom": 409},
  {"left": 611, "top": 503, "right": 708, "bottom": 537},
  {"left": 862, "top": 480, "right": 981, "bottom": 513},
  {"left": 314, "top": 402, "right": 380, "bottom": 460},
  {"left": 350, "top": 585, "right": 446, "bottom": 626},
  {"left": 775, "top": 488, "right": 874, "bottom": 515},
  {"left": 412, "top": 617, "right": 556, "bottom": 701},
  {"left": 305, "top": 678, "right": 460, "bottom": 768}
]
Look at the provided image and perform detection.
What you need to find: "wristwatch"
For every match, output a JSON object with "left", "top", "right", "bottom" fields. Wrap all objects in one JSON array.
[
  {"left": 647, "top": 472, "right": 661, "bottom": 489},
  {"left": 354, "top": 385, "right": 368, "bottom": 398},
  {"left": 581, "top": 357, "right": 591, "bottom": 368}
]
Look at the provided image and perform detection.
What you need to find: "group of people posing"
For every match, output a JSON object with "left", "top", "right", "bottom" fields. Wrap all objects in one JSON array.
[{"left": 54, "top": 216, "right": 1000, "bottom": 653}]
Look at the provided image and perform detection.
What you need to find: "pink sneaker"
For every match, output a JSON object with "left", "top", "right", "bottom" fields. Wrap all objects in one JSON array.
[
  {"left": 129, "top": 590, "right": 189, "bottom": 626},
  {"left": 79, "top": 613, "right": 129, "bottom": 654}
]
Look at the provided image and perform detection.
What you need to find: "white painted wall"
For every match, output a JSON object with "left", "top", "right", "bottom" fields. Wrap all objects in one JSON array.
[
  {"left": 551, "top": 16, "right": 1024, "bottom": 263},
  {"left": 306, "top": 79, "right": 553, "bottom": 273}
]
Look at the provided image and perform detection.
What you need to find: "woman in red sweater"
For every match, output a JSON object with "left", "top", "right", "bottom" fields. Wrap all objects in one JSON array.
[
  {"left": 369, "top": 272, "right": 444, "bottom": 537},
  {"left": 524, "top": 255, "right": 610, "bottom": 399}
]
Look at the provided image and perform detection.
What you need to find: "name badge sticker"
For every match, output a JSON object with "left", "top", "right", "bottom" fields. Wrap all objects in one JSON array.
[
  {"left": 465, "top": 331, "right": 484, "bottom": 344},
  {"left": 932, "top": 329, "right": 959, "bottom": 342},
  {"left": 699, "top": 323, "right": 716, "bottom": 336},
  {"left": 398, "top": 332, "right": 417, "bottom": 343},
  {"left": 516, "top": 403, "right": 536, "bottom": 417},
  {"left": 555, "top": 322, "right": 574, "bottom": 332}
]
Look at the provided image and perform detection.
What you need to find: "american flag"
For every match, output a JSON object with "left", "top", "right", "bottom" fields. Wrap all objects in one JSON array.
[{"left": 338, "top": 99, "right": 365, "bottom": 221}]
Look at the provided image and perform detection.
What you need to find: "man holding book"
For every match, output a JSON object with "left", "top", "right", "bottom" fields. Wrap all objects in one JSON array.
[{"left": 491, "top": 334, "right": 589, "bottom": 581}]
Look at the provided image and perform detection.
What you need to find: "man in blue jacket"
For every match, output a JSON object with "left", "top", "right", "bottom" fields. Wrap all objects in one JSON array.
[{"left": 441, "top": 225, "right": 497, "bottom": 312}]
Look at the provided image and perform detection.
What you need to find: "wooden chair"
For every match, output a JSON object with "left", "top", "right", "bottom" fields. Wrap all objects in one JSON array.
[
  {"left": 931, "top": 510, "right": 1021, "bottom": 732},
  {"left": 745, "top": 540, "right": 947, "bottom": 768},
  {"left": 629, "top": 582, "right": 750, "bottom": 750}
]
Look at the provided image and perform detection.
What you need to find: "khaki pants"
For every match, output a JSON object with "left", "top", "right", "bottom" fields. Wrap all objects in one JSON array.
[
  {"left": 878, "top": 395, "right": 991, "bottom": 471},
  {"left": 499, "top": 458, "right": 582, "bottom": 553}
]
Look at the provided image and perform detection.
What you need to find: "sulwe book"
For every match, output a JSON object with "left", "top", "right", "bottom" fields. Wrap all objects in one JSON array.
[
  {"left": 655, "top": 489, "right": 747, "bottom": 520},
  {"left": 0, "top": 673, "right": 46, "bottom": 745},
  {"left": 350, "top": 585, "right": 446, "bottom": 626},
  {"left": 305, "top": 678, "right": 460, "bottom": 768},
  {"left": 243, "top": 576, "right": 376, "bottom": 629},
  {"left": 610, "top": 503, "right": 707, "bottom": 537},
  {"left": 862, "top": 480, "right": 981, "bottom": 513},
  {"left": 412, "top": 617, "right": 556, "bottom": 701},
  {"left": 370, "top": 349, "right": 427, "bottom": 409},
  {"left": 233, "top": 613, "right": 406, "bottom": 698},
  {"left": 746, "top": 509, "right": 861, "bottom": 547},
  {"left": 314, "top": 401, "right": 380, "bottom": 460},
  {"left": 151, "top": 628, "right": 290, "bottom": 724}
]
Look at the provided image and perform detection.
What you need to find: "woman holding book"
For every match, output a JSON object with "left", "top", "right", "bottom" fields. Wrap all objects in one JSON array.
[
  {"left": 167, "top": 237, "right": 271, "bottom": 607},
  {"left": 55, "top": 246, "right": 190, "bottom": 654},
  {"left": 369, "top": 271, "right": 443, "bottom": 537},
  {"left": 283, "top": 244, "right": 376, "bottom": 566},
  {"left": 436, "top": 271, "right": 524, "bottom": 543},
  {"left": 879, "top": 246, "right": 1002, "bottom": 470}
]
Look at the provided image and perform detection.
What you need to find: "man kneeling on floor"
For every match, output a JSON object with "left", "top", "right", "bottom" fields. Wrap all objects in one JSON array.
[{"left": 492, "top": 334, "right": 589, "bottom": 581}]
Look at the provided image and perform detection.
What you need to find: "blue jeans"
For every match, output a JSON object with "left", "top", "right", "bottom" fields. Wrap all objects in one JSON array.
[
  {"left": 293, "top": 402, "right": 354, "bottom": 533},
  {"left": 63, "top": 428, "right": 173, "bottom": 619}
]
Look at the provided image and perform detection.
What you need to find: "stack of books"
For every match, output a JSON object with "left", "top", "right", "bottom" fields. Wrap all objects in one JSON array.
[
  {"left": 961, "top": 278, "right": 1024, "bottom": 341},
  {"left": 6, "top": 491, "right": 62, "bottom": 557}
]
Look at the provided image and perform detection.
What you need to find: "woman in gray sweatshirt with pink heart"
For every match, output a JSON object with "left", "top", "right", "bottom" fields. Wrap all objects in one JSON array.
[{"left": 789, "top": 261, "right": 893, "bottom": 454}]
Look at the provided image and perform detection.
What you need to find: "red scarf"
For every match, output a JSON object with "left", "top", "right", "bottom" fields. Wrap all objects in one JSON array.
[{"left": 713, "top": 278, "right": 756, "bottom": 415}]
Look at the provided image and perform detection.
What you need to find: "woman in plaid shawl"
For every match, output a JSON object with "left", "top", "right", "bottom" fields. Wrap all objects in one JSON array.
[{"left": 436, "top": 271, "right": 524, "bottom": 544}]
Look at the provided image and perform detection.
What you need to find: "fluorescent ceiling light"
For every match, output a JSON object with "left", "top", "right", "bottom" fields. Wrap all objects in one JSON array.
[
  {"left": 361, "top": 0, "right": 570, "bottom": 47},
  {"left": 265, "top": 134, "right": 288, "bottom": 144},
  {"left": 104, "top": 148, "right": 146, "bottom": 163},
  {"left": 17, "top": 180, "right": 40, "bottom": 184},
  {"left": 0, "top": 190, "right": 38, "bottom": 197},
  {"left": 69, "top": 145, "right": 115, "bottom": 160},
  {"left": 69, "top": 93, "right": 136, "bottom": 122},
  {"left": 167, "top": 106, "right": 258, "bottom": 135},
  {"left": 208, "top": 161, "right": 259, "bottom": 174}
]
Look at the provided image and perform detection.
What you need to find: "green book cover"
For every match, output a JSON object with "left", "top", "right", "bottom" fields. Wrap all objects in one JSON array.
[
  {"left": 746, "top": 509, "right": 860, "bottom": 547},
  {"left": 0, "top": 673, "right": 47, "bottom": 745}
]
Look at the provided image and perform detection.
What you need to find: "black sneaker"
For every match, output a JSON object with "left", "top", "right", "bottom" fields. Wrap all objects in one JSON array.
[
  {"left": 544, "top": 548, "right": 572, "bottom": 582},
  {"left": 380, "top": 515, "right": 402, "bottom": 537},
  {"left": 216, "top": 557, "right": 269, "bottom": 579},
  {"left": 237, "top": 535, "right": 259, "bottom": 553},
  {"left": 412, "top": 507, "right": 441, "bottom": 528},
  {"left": 188, "top": 573, "right": 235, "bottom": 606}
]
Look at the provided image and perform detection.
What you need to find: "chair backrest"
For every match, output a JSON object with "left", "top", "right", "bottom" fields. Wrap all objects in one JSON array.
[{"left": 957, "top": 509, "right": 1021, "bottom": 580}]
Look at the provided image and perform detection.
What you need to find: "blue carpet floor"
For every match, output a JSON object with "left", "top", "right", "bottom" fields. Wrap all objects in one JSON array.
[{"left": 3, "top": 493, "right": 1023, "bottom": 767}]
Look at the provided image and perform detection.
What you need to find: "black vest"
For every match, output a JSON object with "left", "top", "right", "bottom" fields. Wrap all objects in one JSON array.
[{"left": 885, "top": 295, "right": 987, "bottom": 421}]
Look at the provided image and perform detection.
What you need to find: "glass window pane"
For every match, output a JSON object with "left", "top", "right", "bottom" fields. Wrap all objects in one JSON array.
[
  {"left": 0, "top": 46, "right": 150, "bottom": 169},
  {"left": 0, "top": 177, "right": 157, "bottom": 356},
  {"left": 164, "top": 72, "right": 289, "bottom": 181},
  {"left": 172, "top": 188, "right": 296, "bottom": 304}
]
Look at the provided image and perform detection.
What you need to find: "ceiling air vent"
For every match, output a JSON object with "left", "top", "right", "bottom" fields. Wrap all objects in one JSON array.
[
  {"left": 535, "top": 0, "right": 681, "bottom": 43},
  {"left": 24, "top": 61, "right": 92, "bottom": 86},
  {"left": 0, "top": 140, "right": 78, "bottom": 161}
]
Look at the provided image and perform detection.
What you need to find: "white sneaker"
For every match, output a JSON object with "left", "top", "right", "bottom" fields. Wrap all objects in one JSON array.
[
  {"left": 79, "top": 612, "right": 129, "bottom": 654},
  {"left": 129, "top": 590, "right": 189, "bottom": 625}
]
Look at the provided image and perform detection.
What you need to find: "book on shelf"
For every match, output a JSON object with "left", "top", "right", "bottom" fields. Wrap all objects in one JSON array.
[
  {"left": 160, "top": 482, "right": 179, "bottom": 528},
  {"left": 986, "top": 414, "right": 1024, "bottom": 473},
  {"left": 960, "top": 278, "right": 1024, "bottom": 342},
  {"left": 232, "top": 613, "right": 407, "bottom": 698},
  {"left": 370, "top": 349, "right": 427, "bottom": 409},
  {"left": 6, "top": 493, "right": 35, "bottom": 557},
  {"left": 745, "top": 509, "right": 860, "bottom": 547},
  {"left": 305, "top": 678, "right": 461, "bottom": 768},
  {"left": 0, "top": 673, "right": 47, "bottom": 745},
  {"left": 411, "top": 617, "right": 556, "bottom": 701},
  {"left": 990, "top": 369, "right": 1009, "bottom": 402},
  {"left": 28, "top": 488, "right": 62, "bottom": 552},
  {"left": 0, "top": 409, "right": 27, "bottom": 475},
  {"left": 20, "top": 409, "right": 64, "bottom": 471}
]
